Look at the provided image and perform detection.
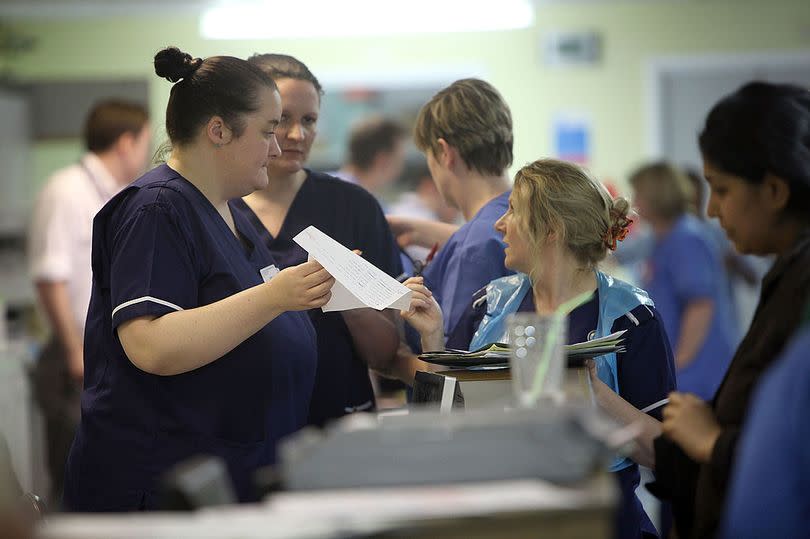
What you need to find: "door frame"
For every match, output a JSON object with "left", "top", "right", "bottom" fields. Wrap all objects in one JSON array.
[{"left": 645, "top": 50, "right": 810, "bottom": 157}]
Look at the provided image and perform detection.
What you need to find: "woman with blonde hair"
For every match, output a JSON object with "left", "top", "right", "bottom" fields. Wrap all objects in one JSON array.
[
  {"left": 630, "top": 162, "right": 736, "bottom": 401},
  {"left": 230, "top": 54, "right": 403, "bottom": 426},
  {"left": 403, "top": 158, "right": 676, "bottom": 539}
]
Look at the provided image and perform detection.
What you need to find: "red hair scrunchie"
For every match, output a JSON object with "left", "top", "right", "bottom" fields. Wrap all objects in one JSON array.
[{"left": 604, "top": 216, "right": 633, "bottom": 251}]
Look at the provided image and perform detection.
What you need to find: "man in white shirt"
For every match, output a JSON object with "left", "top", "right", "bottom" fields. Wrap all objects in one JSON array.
[{"left": 28, "top": 99, "right": 150, "bottom": 502}]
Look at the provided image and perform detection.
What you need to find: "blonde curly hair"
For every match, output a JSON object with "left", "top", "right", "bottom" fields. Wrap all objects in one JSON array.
[{"left": 512, "top": 159, "right": 631, "bottom": 270}]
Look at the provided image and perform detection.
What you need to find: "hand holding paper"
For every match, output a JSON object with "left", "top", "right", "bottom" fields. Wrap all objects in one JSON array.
[
  {"left": 293, "top": 226, "right": 412, "bottom": 312},
  {"left": 265, "top": 259, "right": 335, "bottom": 311}
]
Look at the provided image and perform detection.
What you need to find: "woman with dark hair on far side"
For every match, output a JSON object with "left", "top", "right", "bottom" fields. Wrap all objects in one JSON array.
[
  {"left": 648, "top": 81, "right": 810, "bottom": 538},
  {"left": 230, "top": 54, "right": 403, "bottom": 427},
  {"left": 62, "top": 47, "right": 334, "bottom": 511}
]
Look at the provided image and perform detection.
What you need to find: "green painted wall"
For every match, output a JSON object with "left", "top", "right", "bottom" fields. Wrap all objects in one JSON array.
[{"left": 9, "top": 0, "right": 810, "bottom": 201}]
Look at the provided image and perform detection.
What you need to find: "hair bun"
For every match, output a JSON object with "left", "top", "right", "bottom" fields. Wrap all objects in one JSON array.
[
  {"left": 610, "top": 197, "right": 631, "bottom": 223},
  {"left": 154, "top": 46, "right": 203, "bottom": 83},
  {"left": 604, "top": 196, "right": 633, "bottom": 251}
]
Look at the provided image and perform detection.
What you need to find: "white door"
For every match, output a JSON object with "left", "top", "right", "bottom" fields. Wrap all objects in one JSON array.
[
  {"left": 650, "top": 51, "right": 810, "bottom": 332},
  {"left": 651, "top": 51, "right": 810, "bottom": 170}
]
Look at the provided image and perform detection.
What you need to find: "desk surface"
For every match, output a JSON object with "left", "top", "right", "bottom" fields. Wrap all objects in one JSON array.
[
  {"left": 436, "top": 368, "right": 511, "bottom": 381},
  {"left": 38, "top": 476, "right": 616, "bottom": 539}
]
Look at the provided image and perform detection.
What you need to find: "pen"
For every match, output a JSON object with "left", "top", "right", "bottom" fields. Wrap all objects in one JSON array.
[
  {"left": 413, "top": 242, "right": 440, "bottom": 278},
  {"left": 398, "top": 243, "right": 441, "bottom": 281},
  {"left": 640, "top": 398, "right": 669, "bottom": 414},
  {"left": 425, "top": 242, "right": 439, "bottom": 264}
]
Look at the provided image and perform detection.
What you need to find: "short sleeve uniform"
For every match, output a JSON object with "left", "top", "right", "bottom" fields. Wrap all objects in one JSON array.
[
  {"left": 566, "top": 293, "right": 676, "bottom": 539},
  {"left": 453, "top": 286, "right": 676, "bottom": 539},
  {"left": 422, "top": 191, "right": 513, "bottom": 342},
  {"left": 63, "top": 165, "right": 317, "bottom": 511},
  {"left": 642, "top": 215, "right": 736, "bottom": 400},
  {"left": 231, "top": 170, "right": 402, "bottom": 426},
  {"left": 28, "top": 153, "right": 122, "bottom": 331}
]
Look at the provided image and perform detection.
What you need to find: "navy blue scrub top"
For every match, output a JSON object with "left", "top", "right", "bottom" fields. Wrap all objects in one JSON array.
[
  {"left": 231, "top": 170, "right": 402, "bottom": 427},
  {"left": 63, "top": 165, "right": 318, "bottom": 511},
  {"left": 451, "top": 287, "right": 676, "bottom": 539}
]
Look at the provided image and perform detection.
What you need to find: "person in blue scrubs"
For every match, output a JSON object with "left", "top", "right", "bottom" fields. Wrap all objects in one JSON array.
[
  {"left": 403, "top": 159, "right": 676, "bottom": 539},
  {"left": 232, "top": 54, "right": 403, "bottom": 427},
  {"left": 719, "top": 316, "right": 810, "bottom": 539},
  {"left": 630, "top": 162, "right": 736, "bottom": 400},
  {"left": 392, "top": 79, "right": 515, "bottom": 347},
  {"left": 62, "top": 47, "right": 335, "bottom": 511}
]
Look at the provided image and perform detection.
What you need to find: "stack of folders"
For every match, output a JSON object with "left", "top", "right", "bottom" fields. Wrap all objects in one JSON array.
[{"left": 418, "top": 330, "right": 627, "bottom": 371}]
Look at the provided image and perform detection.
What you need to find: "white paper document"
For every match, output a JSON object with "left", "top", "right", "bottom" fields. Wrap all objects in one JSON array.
[{"left": 293, "top": 226, "right": 412, "bottom": 312}]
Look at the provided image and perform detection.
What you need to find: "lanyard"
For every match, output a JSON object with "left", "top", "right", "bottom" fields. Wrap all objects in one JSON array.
[{"left": 79, "top": 160, "right": 113, "bottom": 203}]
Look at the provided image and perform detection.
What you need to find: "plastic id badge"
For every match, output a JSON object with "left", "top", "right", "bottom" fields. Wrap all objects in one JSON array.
[{"left": 260, "top": 264, "right": 279, "bottom": 283}]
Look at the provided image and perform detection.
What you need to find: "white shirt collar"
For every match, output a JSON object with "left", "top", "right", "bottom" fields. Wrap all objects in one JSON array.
[{"left": 81, "top": 152, "right": 122, "bottom": 200}]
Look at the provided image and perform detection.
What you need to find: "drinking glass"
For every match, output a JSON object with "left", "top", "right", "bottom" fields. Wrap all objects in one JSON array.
[{"left": 506, "top": 313, "right": 567, "bottom": 408}]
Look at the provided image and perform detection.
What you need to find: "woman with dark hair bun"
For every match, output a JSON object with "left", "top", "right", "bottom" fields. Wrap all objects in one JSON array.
[
  {"left": 650, "top": 81, "right": 810, "bottom": 539},
  {"left": 62, "top": 46, "right": 334, "bottom": 511}
]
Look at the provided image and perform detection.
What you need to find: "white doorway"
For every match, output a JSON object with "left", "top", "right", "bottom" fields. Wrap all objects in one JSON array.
[
  {"left": 647, "top": 51, "right": 810, "bottom": 332},
  {"left": 647, "top": 50, "right": 810, "bottom": 169}
]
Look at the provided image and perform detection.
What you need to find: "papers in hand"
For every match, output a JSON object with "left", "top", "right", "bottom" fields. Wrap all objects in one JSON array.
[
  {"left": 293, "top": 225, "right": 412, "bottom": 312},
  {"left": 418, "top": 330, "right": 627, "bottom": 368},
  {"left": 565, "top": 330, "right": 627, "bottom": 357}
]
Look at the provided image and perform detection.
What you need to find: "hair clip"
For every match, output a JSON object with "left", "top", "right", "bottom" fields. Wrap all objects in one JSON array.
[{"left": 605, "top": 217, "right": 633, "bottom": 251}]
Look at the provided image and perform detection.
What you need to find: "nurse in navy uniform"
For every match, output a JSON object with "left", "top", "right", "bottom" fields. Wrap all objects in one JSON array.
[
  {"left": 402, "top": 158, "right": 677, "bottom": 539},
  {"left": 231, "top": 54, "right": 403, "bottom": 427},
  {"left": 62, "top": 47, "right": 334, "bottom": 511}
]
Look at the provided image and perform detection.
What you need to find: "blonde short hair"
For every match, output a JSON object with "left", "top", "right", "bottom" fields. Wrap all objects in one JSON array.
[
  {"left": 629, "top": 162, "right": 695, "bottom": 220},
  {"left": 413, "top": 78, "right": 513, "bottom": 176},
  {"left": 512, "top": 159, "right": 631, "bottom": 269}
]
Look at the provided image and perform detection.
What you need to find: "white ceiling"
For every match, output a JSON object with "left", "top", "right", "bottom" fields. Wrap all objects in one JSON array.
[{"left": 0, "top": 0, "right": 687, "bottom": 20}]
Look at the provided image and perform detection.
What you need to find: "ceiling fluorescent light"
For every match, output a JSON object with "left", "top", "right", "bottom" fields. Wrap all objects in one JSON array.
[{"left": 200, "top": 0, "right": 534, "bottom": 39}]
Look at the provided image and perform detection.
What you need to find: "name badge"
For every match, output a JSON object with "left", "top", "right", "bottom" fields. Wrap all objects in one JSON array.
[{"left": 260, "top": 264, "right": 279, "bottom": 283}]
